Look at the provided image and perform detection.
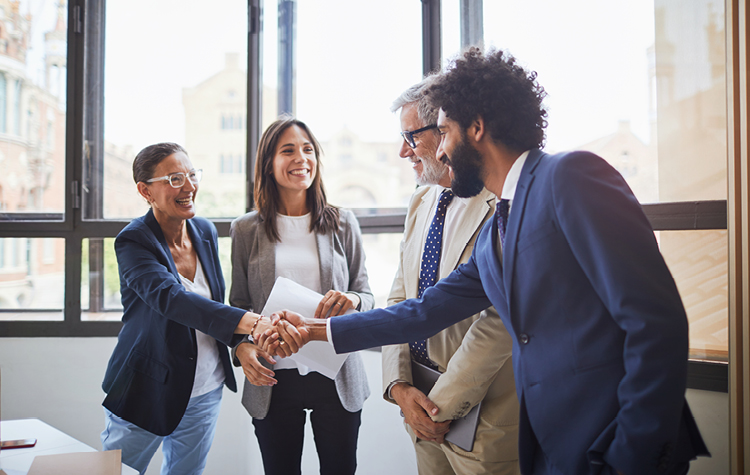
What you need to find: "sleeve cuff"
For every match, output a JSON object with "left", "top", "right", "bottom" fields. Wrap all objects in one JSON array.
[
  {"left": 326, "top": 318, "right": 335, "bottom": 349},
  {"left": 386, "top": 379, "right": 410, "bottom": 400}
]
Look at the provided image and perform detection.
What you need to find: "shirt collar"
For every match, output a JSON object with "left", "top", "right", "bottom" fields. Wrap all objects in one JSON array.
[
  {"left": 433, "top": 184, "right": 468, "bottom": 208},
  {"left": 500, "top": 150, "right": 531, "bottom": 201}
]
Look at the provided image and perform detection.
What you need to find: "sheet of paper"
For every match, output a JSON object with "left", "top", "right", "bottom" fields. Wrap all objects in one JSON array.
[{"left": 260, "top": 277, "right": 351, "bottom": 379}]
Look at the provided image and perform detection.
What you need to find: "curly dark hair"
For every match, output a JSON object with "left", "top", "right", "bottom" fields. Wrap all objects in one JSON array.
[{"left": 426, "top": 47, "right": 548, "bottom": 151}]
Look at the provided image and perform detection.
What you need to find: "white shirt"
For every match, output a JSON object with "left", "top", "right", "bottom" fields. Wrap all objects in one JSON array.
[
  {"left": 501, "top": 150, "right": 531, "bottom": 204},
  {"left": 179, "top": 258, "right": 225, "bottom": 398},
  {"left": 274, "top": 213, "right": 321, "bottom": 375},
  {"left": 497, "top": 150, "right": 531, "bottom": 248}
]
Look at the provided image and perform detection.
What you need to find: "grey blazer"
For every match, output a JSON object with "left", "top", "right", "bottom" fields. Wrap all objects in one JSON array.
[{"left": 229, "top": 208, "right": 374, "bottom": 419}]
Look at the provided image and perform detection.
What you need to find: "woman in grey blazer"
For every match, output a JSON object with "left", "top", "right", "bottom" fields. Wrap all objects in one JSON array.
[{"left": 230, "top": 117, "right": 373, "bottom": 475}]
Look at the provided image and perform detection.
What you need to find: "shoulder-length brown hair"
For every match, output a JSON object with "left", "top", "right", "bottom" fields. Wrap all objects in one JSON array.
[{"left": 254, "top": 116, "right": 339, "bottom": 242}]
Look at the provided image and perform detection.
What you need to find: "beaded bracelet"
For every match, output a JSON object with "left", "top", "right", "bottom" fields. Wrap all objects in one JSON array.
[{"left": 250, "top": 315, "right": 264, "bottom": 339}]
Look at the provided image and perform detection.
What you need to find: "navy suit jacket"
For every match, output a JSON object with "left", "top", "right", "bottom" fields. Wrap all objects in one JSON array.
[
  {"left": 331, "top": 150, "right": 708, "bottom": 474},
  {"left": 102, "top": 210, "right": 246, "bottom": 436}
]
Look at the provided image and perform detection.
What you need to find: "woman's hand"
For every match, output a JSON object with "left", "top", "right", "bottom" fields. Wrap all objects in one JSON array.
[
  {"left": 314, "top": 290, "right": 360, "bottom": 318},
  {"left": 235, "top": 341, "right": 277, "bottom": 386}
]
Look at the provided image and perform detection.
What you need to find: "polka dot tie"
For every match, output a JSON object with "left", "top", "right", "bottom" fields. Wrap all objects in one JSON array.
[
  {"left": 496, "top": 199, "right": 510, "bottom": 247},
  {"left": 410, "top": 188, "right": 454, "bottom": 370}
]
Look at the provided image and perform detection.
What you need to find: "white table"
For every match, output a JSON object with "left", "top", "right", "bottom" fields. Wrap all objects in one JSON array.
[{"left": 0, "top": 418, "right": 137, "bottom": 475}]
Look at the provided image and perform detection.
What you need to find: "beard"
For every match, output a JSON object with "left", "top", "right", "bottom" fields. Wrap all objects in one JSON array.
[
  {"left": 449, "top": 135, "right": 485, "bottom": 198},
  {"left": 415, "top": 154, "right": 450, "bottom": 186}
]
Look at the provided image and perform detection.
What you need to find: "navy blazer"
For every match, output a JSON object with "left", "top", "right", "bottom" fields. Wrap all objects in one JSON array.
[
  {"left": 330, "top": 150, "right": 709, "bottom": 474},
  {"left": 102, "top": 209, "right": 246, "bottom": 436}
]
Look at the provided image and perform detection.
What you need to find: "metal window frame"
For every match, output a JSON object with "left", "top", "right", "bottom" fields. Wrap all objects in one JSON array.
[{"left": 0, "top": 0, "right": 731, "bottom": 396}]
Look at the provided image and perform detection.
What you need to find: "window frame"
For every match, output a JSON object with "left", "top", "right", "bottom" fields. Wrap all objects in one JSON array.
[{"left": 0, "top": 0, "right": 732, "bottom": 396}]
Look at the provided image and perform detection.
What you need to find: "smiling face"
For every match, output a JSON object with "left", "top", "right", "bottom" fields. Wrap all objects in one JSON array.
[
  {"left": 271, "top": 124, "right": 318, "bottom": 200},
  {"left": 436, "top": 109, "right": 486, "bottom": 198},
  {"left": 399, "top": 103, "right": 449, "bottom": 187},
  {"left": 138, "top": 151, "right": 198, "bottom": 224}
]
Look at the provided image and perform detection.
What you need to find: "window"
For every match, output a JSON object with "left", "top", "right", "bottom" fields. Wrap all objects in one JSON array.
[
  {"left": 0, "top": 72, "right": 6, "bottom": 133},
  {"left": 472, "top": 0, "right": 729, "bottom": 364},
  {"left": 258, "top": 0, "right": 420, "bottom": 212},
  {"left": 0, "top": 0, "right": 741, "bottom": 396},
  {"left": 0, "top": 237, "right": 64, "bottom": 318}
]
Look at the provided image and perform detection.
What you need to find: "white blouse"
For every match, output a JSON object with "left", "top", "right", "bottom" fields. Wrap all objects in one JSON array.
[{"left": 179, "top": 258, "right": 225, "bottom": 398}]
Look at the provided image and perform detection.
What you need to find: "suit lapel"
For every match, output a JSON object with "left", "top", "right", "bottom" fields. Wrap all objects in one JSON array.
[
  {"left": 144, "top": 210, "right": 180, "bottom": 278},
  {"left": 503, "top": 150, "right": 543, "bottom": 305},
  {"left": 256, "top": 226, "right": 277, "bottom": 308},
  {"left": 442, "top": 189, "right": 494, "bottom": 274},
  {"left": 316, "top": 231, "right": 333, "bottom": 293}
]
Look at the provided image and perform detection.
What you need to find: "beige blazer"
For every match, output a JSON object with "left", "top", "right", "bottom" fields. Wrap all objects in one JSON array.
[
  {"left": 382, "top": 185, "right": 519, "bottom": 462},
  {"left": 230, "top": 209, "right": 373, "bottom": 419}
]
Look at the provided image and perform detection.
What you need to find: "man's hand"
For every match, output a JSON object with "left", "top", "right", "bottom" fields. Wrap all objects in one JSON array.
[
  {"left": 235, "top": 341, "right": 277, "bottom": 386},
  {"left": 391, "top": 382, "right": 450, "bottom": 442},
  {"left": 270, "top": 309, "right": 328, "bottom": 344}
]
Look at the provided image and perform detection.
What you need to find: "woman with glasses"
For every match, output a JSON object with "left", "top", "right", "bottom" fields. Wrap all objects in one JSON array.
[
  {"left": 100, "top": 142, "right": 302, "bottom": 475},
  {"left": 230, "top": 117, "right": 373, "bottom": 475}
]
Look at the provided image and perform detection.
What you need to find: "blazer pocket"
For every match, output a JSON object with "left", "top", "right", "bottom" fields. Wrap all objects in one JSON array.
[
  {"left": 127, "top": 350, "right": 169, "bottom": 384},
  {"left": 516, "top": 223, "right": 558, "bottom": 255}
]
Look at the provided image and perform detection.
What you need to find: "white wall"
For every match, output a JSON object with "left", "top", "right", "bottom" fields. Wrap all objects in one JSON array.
[
  {"left": 0, "top": 338, "right": 415, "bottom": 475},
  {"left": 0, "top": 338, "right": 728, "bottom": 474}
]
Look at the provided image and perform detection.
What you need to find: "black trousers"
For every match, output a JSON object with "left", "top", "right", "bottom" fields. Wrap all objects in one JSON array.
[{"left": 252, "top": 369, "right": 362, "bottom": 475}]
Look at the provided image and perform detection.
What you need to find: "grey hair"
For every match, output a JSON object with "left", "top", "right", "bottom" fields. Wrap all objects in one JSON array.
[{"left": 390, "top": 74, "right": 439, "bottom": 127}]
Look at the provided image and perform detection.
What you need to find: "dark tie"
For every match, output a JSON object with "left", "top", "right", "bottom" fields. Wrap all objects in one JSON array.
[
  {"left": 410, "top": 189, "right": 454, "bottom": 370},
  {"left": 496, "top": 199, "right": 510, "bottom": 246}
]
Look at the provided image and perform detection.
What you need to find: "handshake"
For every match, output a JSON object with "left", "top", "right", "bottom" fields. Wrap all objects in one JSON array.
[
  {"left": 252, "top": 310, "right": 313, "bottom": 358},
  {"left": 237, "top": 289, "right": 354, "bottom": 387}
]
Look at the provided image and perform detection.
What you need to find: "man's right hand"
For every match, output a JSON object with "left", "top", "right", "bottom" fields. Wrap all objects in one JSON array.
[
  {"left": 391, "top": 382, "right": 450, "bottom": 442},
  {"left": 271, "top": 309, "right": 328, "bottom": 345}
]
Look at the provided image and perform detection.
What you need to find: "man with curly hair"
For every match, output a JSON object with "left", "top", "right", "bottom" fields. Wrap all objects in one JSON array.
[
  {"left": 383, "top": 76, "right": 519, "bottom": 474},
  {"left": 274, "top": 47, "right": 709, "bottom": 475}
]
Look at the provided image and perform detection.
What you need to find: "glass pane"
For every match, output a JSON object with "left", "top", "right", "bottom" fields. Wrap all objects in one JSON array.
[
  {"left": 441, "top": 0, "right": 461, "bottom": 64},
  {"left": 0, "top": 237, "right": 64, "bottom": 320},
  {"left": 82, "top": 237, "right": 233, "bottom": 322},
  {"left": 658, "top": 230, "right": 728, "bottom": 361},
  {"left": 361, "top": 233, "right": 403, "bottom": 309},
  {"left": 81, "top": 237, "right": 121, "bottom": 320},
  {"left": 101, "top": 0, "right": 248, "bottom": 220},
  {"left": 0, "top": 1, "right": 66, "bottom": 220},
  {"left": 481, "top": 0, "right": 726, "bottom": 204},
  {"left": 262, "top": 0, "right": 421, "bottom": 210}
]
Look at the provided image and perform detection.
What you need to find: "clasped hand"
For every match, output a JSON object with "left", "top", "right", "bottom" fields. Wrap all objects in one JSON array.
[
  {"left": 236, "top": 314, "right": 309, "bottom": 387},
  {"left": 253, "top": 290, "right": 354, "bottom": 358},
  {"left": 238, "top": 291, "right": 355, "bottom": 387}
]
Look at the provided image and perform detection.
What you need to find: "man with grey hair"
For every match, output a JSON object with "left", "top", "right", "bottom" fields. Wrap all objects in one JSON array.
[{"left": 382, "top": 76, "right": 520, "bottom": 474}]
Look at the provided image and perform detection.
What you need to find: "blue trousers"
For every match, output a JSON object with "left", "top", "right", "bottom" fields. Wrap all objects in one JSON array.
[
  {"left": 252, "top": 369, "right": 362, "bottom": 475},
  {"left": 101, "top": 385, "right": 223, "bottom": 475}
]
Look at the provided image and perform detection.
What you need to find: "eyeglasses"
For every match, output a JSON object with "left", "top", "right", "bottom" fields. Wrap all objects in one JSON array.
[
  {"left": 146, "top": 169, "right": 203, "bottom": 188},
  {"left": 400, "top": 124, "right": 437, "bottom": 149}
]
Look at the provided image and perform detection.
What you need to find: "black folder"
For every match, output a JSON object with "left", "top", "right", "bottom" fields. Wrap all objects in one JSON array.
[{"left": 408, "top": 360, "right": 482, "bottom": 452}]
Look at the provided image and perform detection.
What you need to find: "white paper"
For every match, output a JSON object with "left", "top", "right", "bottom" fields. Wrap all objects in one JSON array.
[{"left": 260, "top": 277, "right": 351, "bottom": 379}]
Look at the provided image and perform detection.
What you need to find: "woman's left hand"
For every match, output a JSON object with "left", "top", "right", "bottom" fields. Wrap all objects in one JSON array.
[{"left": 314, "top": 290, "right": 360, "bottom": 318}]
